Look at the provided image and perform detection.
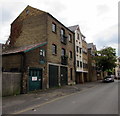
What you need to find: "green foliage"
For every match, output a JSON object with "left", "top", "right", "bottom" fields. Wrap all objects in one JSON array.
[{"left": 94, "top": 47, "right": 117, "bottom": 72}]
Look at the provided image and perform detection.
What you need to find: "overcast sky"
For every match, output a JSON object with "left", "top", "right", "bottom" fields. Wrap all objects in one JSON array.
[{"left": 0, "top": 0, "right": 118, "bottom": 55}]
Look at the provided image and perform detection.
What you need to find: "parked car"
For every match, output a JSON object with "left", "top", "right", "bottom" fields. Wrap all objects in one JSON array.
[{"left": 103, "top": 75, "right": 114, "bottom": 82}]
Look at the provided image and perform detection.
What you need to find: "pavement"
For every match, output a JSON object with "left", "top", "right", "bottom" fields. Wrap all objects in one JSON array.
[{"left": 2, "top": 80, "right": 102, "bottom": 114}]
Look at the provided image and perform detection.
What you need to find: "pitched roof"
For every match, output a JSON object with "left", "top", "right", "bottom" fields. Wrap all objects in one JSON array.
[
  {"left": 87, "top": 43, "right": 96, "bottom": 50},
  {"left": 87, "top": 43, "right": 93, "bottom": 48},
  {"left": 2, "top": 42, "right": 47, "bottom": 55},
  {"left": 68, "top": 25, "right": 86, "bottom": 38},
  {"left": 68, "top": 25, "right": 79, "bottom": 32},
  {"left": 12, "top": 5, "right": 74, "bottom": 34}
]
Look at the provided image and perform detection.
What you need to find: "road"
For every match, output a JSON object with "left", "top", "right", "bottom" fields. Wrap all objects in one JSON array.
[{"left": 19, "top": 80, "right": 118, "bottom": 114}]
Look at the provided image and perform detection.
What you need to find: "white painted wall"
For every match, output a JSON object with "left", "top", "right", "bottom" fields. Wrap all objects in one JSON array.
[{"left": 74, "top": 27, "right": 83, "bottom": 72}]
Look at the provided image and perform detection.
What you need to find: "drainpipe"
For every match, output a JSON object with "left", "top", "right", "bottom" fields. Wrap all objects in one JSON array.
[{"left": 20, "top": 52, "right": 26, "bottom": 94}]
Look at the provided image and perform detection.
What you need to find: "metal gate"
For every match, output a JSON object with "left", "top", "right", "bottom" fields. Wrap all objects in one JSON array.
[
  {"left": 49, "top": 65, "right": 59, "bottom": 88},
  {"left": 29, "top": 68, "right": 42, "bottom": 91},
  {"left": 60, "top": 66, "right": 68, "bottom": 86}
]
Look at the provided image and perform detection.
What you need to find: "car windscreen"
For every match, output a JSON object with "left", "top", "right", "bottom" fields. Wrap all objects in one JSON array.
[{"left": 104, "top": 76, "right": 111, "bottom": 79}]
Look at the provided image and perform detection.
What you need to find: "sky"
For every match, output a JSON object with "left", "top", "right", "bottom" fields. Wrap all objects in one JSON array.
[{"left": 0, "top": 0, "right": 119, "bottom": 55}]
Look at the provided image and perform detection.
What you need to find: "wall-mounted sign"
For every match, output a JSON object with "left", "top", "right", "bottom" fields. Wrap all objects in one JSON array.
[{"left": 32, "top": 77, "right": 37, "bottom": 81}]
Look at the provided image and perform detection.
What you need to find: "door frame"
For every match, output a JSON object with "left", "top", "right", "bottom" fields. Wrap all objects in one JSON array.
[
  {"left": 49, "top": 64, "right": 59, "bottom": 88},
  {"left": 28, "top": 67, "right": 43, "bottom": 91}
]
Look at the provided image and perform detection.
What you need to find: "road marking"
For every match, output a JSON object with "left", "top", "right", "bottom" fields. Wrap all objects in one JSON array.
[{"left": 13, "top": 84, "right": 99, "bottom": 114}]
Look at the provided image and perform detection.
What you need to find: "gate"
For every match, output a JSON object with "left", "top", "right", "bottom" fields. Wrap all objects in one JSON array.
[
  {"left": 49, "top": 65, "right": 59, "bottom": 88},
  {"left": 29, "top": 68, "right": 42, "bottom": 91},
  {"left": 60, "top": 66, "right": 68, "bottom": 86}
]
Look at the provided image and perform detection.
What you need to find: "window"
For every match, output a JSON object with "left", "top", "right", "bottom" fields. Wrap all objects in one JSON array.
[
  {"left": 77, "top": 33, "right": 79, "bottom": 40},
  {"left": 80, "top": 48, "right": 82, "bottom": 54},
  {"left": 52, "top": 23, "right": 56, "bottom": 33},
  {"left": 61, "top": 48, "right": 66, "bottom": 56},
  {"left": 60, "top": 28, "right": 67, "bottom": 44},
  {"left": 40, "top": 49, "right": 45, "bottom": 56},
  {"left": 70, "top": 68, "right": 73, "bottom": 80},
  {"left": 69, "top": 51, "right": 72, "bottom": 59},
  {"left": 52, "top": 44, "right": 57, "bottom": 54},
  {"left": 68, "top": 34, "right": 72, "bottom": 43},
  {"left": 26, "top": 9, "right": 29, "bottom": 14},
  {"left": 80, "top": 61, "right": 82, "bottom": 68},
  {"left": 60, "top": 29, "right": 65, "bottom": 36},
  {"left": 77, "top": 60, "right": 79, "bottom": 67},
  {"left": 76, "top": 46, "right": 79, "bottom": 52}
]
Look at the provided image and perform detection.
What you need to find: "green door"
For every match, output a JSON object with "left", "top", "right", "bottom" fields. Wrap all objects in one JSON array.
[
  {"left": 49, "top": 65, "right": 59, "bottom": 88},
  {"left": 29, "top": 68, "right": 42, "bottom": 91},
  {"left": 60, "top": 66, "right": 68, "bottom": 86}
]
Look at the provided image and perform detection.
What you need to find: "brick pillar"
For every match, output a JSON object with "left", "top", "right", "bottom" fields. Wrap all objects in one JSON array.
[{"left": 21, "top": 72, "right": 28, "bottom": 94}]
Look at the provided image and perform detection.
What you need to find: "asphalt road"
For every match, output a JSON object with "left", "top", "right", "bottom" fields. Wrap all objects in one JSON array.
[{"left": 20, "top": 80, "right": 118, "bottom": 114}]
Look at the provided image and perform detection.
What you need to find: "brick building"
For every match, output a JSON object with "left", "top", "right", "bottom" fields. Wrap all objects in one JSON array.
[
  {"left": 81, "top": 34, "right": 88, "bottom": 82},
  {"left": 87, "top": 43, "right": 97, "bottom": 81},
  {"left": 2, "top": 5, "right": 75, "bottom": 93}
]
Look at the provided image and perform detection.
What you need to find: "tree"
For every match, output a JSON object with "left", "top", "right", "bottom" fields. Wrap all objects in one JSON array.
[{"left": 94, "top": 47, "right": 117, "bottom": 76}]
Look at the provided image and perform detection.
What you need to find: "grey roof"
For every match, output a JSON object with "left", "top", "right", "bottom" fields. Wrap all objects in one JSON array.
[
  {"left": 87, "top": 43, "right": 93, "bottom": 49},
  {"left": 68, "top": 25, "right": 86, "bottom": 38},
  {"left": 68, "top": 25, "right": 79, "bottom": 32},
  {"left": 87, "top": 43, "right": 96, "bottom": 50}
]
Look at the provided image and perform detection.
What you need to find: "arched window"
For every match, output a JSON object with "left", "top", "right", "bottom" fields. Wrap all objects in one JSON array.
[
  {"left": 61, "top": 48, "right": 66, "bottom": 56},
  {"left": 69, "top": 51, "right": 72, "bottom": 59}
]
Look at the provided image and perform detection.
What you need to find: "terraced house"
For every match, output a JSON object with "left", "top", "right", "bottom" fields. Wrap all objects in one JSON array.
[
  {"left": 87, "top": 43, "right": 97, "bottom": 82},
  {"left": 2, "top": 5, "right": 75, "bottom": 93},
  {"left": 68, "top": 25, "right": 88, "bottom": 84}
]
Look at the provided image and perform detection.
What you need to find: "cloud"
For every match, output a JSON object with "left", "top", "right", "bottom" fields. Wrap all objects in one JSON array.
[
  {"left": 93, "top": 24, "right": 118, "bottom": 55},
  {"left": 96, "top": 4, "right": 110, "bottom": 16},
  {"left": 0, "top": 0, "right": 118, "bottom": 56}
]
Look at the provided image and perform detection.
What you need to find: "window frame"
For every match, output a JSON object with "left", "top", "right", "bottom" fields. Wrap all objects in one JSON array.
[
  {"left": 52, "top": 44, "right": 57, "bottom": 55},
  {"left": 69, "top": 51, "right": 72, "bottom": 59},
  {"left": 40, "top": 49, "right": 45, "bottom": 57},
  {"left": 77, "top": 33, "right": 79, "bottom": 40},
  {"left": 76, "top": 46, "right": 79, "bottom": 53},
  {"left": 61, "top": 48, "right": 66, "bottom": 56},
  {"left": 80, "top": 48, "right": 82, "bottom": 54},
  {"left": 68, "top": 34, "right": 72, "bottom": 43},
  {"left": 80, "top": 61, "right": 82, "bottom": 68},
  {"left": 52, "top": 23, "right": 56, "bottom": 33},
  {"left": 77, "top": 60, "right": 79, "bottom": 67},
  {"left": 60, "top": 28, "right": 65, "bottom": 36}
]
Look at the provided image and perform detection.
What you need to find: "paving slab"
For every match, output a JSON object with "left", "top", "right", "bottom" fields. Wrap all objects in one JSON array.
[{"left": 2, "top": 80, "right": 102, "bottom": 114}]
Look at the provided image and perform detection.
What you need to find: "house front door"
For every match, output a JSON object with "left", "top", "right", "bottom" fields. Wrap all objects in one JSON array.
[
  {"left": 49, "top": 65, "right": 59, "bottom": 88},
  {"left": 29, "top": 68, "right": 42, "bottom": 91},
  {"left": 60, "top": 66, "right": 68, "bottom": 86}
]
